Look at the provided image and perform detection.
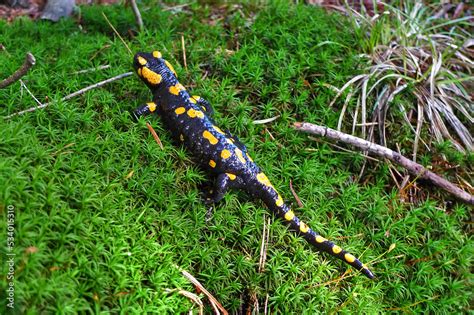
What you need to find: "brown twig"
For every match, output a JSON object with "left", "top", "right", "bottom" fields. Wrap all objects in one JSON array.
[
  {"left": 128, "top": 0, "right": 143, "bottom": 32},
  {"left": 146, "top": 122, "right": 164, "bottom": 149},
  {"left": 0, "top": 52, "right": 36, "bottom": 89},
  {"left": 294, "top": 122, "right": 474, "bottom": 205},
  {"left": 5, "top": 72, "right": 133, "bottom": 119},
  {"left": 174, "top": 265, "right": 228, "bottom": 315},
  {"left": 289, "top": 180, "right": 304, "bottom": 208},
  {"left": 102, "top": 12, "right": 133, "bottom": 55}
]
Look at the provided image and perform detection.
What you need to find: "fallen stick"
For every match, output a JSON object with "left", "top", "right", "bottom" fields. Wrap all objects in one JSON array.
[
  {"left": 146, "top": 122, "right": 164, "bottom": 149},
  {"left": 72, "top": 65, "right": 111, "bottom": 75},
  {"left": 0, "top": 52, "right": 36, "bottom": 89},
  {"left": 294, "top": 122, "right": 474, "bottom": 205},
  {"left": 4, "top": 72, "right": 133, "bottom": 119},
  {"left": 128, "top": 0, "right": 143, "bottom": 32},
  {"left": 174, "top": 265, "right": 228, "bottom": 315}
]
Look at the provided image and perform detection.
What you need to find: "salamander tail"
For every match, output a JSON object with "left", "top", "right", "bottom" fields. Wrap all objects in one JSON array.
[
  {"left": 249, "top": 172, "right": 374, "bottom": 279},
  {"left": 276, "top": 204, "right": 374, "bottom": 279}
]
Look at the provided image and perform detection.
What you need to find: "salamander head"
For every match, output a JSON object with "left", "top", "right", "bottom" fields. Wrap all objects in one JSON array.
[{"left": 133, "top": 51, "right": 178, "bottom": 91}]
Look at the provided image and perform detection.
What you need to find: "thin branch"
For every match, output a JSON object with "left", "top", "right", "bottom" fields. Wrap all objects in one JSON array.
[
  {"left": 20, "top": 80, "right": 43, "bottom": 107},
  {"left": 294, "top": 122, "right": 474, "bottom": 205},
  {"left": 258, "top": 215, "right": 270, "bottom": 273},
  {"left": 128, "top": 0, "right": 143, "bottom": 32},
  {"left": 165, "top": 289, "right": 204, "bottom": 315},
  {"left": 289, "top": 180, "right": 304, "bottom": 208},
  {"left": 72, "top": 65, "right": 111, "bottom": 75},
  {"left": 102, "top": 12, "right": 133, "bottom": 55},
  {"left": 258, "top": 214, "right": 267, "bottom": 273},
  {"left": 174, "top": 265, "right": 228, "bottom": 315},
  {"left": 253, "top": 115, "right": 280, "bottom": 125},
  {"left": 264, "top": 293, "right": 269, "bottom": 315},
  {"left": 181, "top": 35, "right": 187, "bottom": 69},
  {"left": 0, "top": 52, "right": 36, "bottom": 89},
  {"left": 162, "top": 3, "right": 191, "bottom": 11},
  {"left": 5, "top": 72, "right": 133, "bottom": 119},
  {"left": 146, "top": 122, "right": 164, "bottom": 149}
]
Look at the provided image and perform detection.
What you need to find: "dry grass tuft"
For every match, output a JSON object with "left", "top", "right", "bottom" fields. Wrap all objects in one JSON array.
[{"left": 331, "top": 2, "right": 473, "bottom": 157}]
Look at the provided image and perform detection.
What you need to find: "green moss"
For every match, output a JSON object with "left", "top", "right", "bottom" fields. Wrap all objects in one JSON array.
[{"left": 0, "top": 2, "right": 471, "bottom": 313}]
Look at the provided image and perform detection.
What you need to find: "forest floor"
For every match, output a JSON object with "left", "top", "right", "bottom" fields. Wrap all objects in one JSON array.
[{"left": 0, "top": 1, "right": 472, "bottom": 313}]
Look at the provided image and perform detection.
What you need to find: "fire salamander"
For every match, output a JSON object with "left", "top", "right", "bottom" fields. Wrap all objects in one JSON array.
[{"left": 132, "top": 51, "right": 375, "bottom": 279}]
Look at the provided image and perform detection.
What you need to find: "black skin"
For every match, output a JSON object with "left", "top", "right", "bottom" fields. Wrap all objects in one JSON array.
[{"left": 132, "top": 51, "right": 375, "bottom": 279}]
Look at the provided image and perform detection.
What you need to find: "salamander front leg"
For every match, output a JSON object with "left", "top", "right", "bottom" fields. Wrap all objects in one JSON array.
[
  {"left": 131, "top": 101, "right": 158, "bottom": 121},
  {"left": 191, "top": 96, "right": 213, "bottom": 116},
  {"left": 225, "top": 131, "right": 248, "bottom": 153}
]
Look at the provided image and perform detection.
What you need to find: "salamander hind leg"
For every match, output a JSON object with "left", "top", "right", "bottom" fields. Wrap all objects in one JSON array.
[{"left": 204, "top": 173, "right": 244, "bottom": 205}]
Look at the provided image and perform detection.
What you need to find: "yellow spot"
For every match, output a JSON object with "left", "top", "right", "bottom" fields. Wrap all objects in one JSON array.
[
  {"left": 196, "top": 111, "right": 204, "bottom": 118},
  {"left": 203, "top": 131, "right": 218, "bottom": 145},
  {"left": 221, "top": 149, "right": 231, "bottom": 159},
  {"left": 226, "top": 173, "right": 236, "bottom": 180},
  {"left": 169, "top": 86, "right": 179, "bottom": 95},
  {"left": 299, "top": 222, "right": 309, "bottom": 233},
  {"left": 187, "top": 109, "right": 204, "bottom": 118},
  {"left": 147, "top": 102, "right": 157, "bottom": 112},
  {"left": 362, "top": 264, "right": 368, "bottom": 269},
  {"left": 246, "top": 153, "right": 253, "bottom": 162},
  {"left": 256, "top": 173, "right": 272, "bottom": 188},
  {"left": 209, "top": 160, "right": 216, "bottom": 168},
  {"left": 187, "top": 109, "right": 197, "bottom": 118},
  {"left": 175, "top": 107, "right": 186, "bottom": 115},
  {"left": 142, "top": 67, "right": 162, "bottom": 85},
  {"left": 138, "top": 56, "right": 147, "bottom": 65},
  {"left": 179, "top": 134, "right": 184, "bottom": 141},
  {"left": 152, "top": 51, "right": 162, "bottom": 58},
  {"left": 332, "top": 245, "right": 342, "bottom": 254},
  {"left": 213, "top": 126, "right": 225, "bottom": 134},
  {"left": 137, "top": 68, "right": 142, "bottom": 76},
  {"left": 284, "top": 210, "right": 295, "bottom": 221},
  {"left": 344, "top": 253, "right": 356, "bottom": 263},
  {"left": 315, "top": 235, "right": 327, "bottom": 243},
  {"left": 235, "top": 148, "right": 246, "bottom": 164},
  {"left": 189, "top": 97, "right": 197, "bottom": 104},
  {"left": 192, "top": 95, "right": 201, "bottom": 101},
  {"left": 169, "top": 83, "right": 185, "bottom": 95},
  {"left": 227, "top": 138, "right": 234, "bottom": 144},
  {"left": 170, "top": 83, "right": 186, "bottom": 95},
  {"left": 201, "top": 106, "right": 207, "bottom": 112},
  {"left": 165, "top": 60, "right": 177, "bottom": 76},
  {"left": 275, "top": 195, "right": 283, "bottom": 207}
]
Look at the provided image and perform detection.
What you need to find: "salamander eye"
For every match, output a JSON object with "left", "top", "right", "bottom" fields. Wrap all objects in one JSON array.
[{"left": 152, "top": 51, "right": 162, "bottom": 58}]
